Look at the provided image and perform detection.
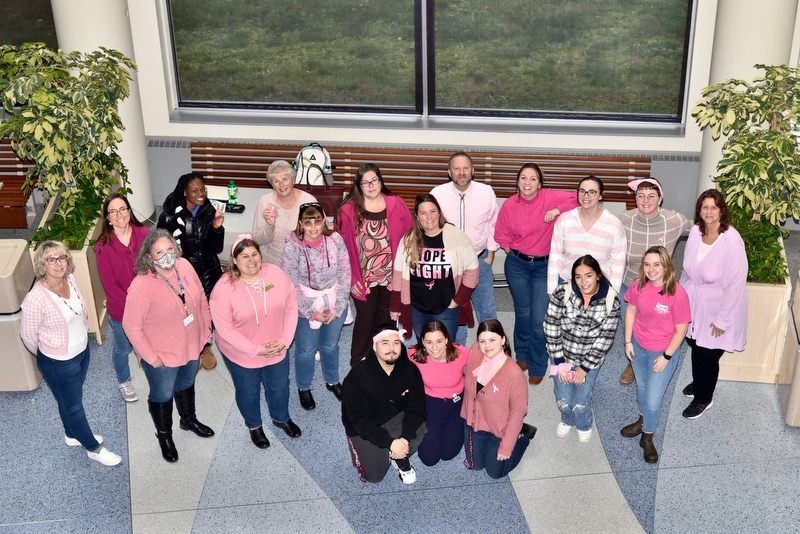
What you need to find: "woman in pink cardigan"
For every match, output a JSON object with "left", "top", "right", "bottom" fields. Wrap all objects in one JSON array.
[
  {"left": 679, "top": 190, "right": 748, "bottom": 420},
  {"left": 461, "top": 320, "right": 536, "bottom": 479},
  {"left": 210, "top": 235, "right": 301, "bottom": 449},
  {"left": 336, "top": 163, "right": 413, "bottom": 365},
  {"left": 124, "top": 229, "right": 214, "bottom": 462},
  {"left": 20, "top": 241, "right": 122, "bottom": 466}
]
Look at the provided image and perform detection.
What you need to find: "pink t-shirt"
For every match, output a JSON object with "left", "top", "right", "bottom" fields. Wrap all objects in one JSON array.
[
  {"left": 407, "top": 344, "right": 469, "bottom": 399},
  {"left": 625, "top": 280, "right": 691, "bottom": 352}
]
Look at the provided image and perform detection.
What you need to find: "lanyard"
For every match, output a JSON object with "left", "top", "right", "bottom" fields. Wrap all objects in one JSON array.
[{"left": 155, "top": 264, "right": 188, "bottom": 314}]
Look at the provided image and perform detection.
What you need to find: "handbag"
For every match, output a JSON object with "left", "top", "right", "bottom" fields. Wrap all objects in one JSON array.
[{"left": 295, "top": 163, "right": 344, "bottom": 217}]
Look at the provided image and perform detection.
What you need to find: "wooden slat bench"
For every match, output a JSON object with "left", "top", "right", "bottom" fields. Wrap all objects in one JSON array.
[
  {"left": 191, "top": 142, "right": 647, "bottom": 210},
  {"left": 0, "top": 139, "right": 35, "bottom": 229}
]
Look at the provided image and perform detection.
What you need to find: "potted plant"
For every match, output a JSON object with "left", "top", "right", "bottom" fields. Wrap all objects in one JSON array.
[
  {"left": 692, "top": 63, "right": 797, "bottom": 382},
  {"left": 0, "top": 43, "right": 136, "bottom": 340}
]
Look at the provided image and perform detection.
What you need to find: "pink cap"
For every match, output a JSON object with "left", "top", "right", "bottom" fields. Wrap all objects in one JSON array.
[{"left": 628, "top": 178, "right": 663, "bottom": 198}]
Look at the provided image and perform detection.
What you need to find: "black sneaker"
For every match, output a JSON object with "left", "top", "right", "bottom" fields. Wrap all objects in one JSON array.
[
  {"left": 326, "top": 382, "right": 343, "bottom": 401},
  {"left": 298, "top": 389, "right": 316, "bottom": 411},
  {"left": 520, "top": 423, "right": 538, "bottom": 441},
  {"left": 682, "top": 383, "right": 694, "bottom": 398},
  {"left": 682, "top": 400, "right": 713, "bottom": 419}
]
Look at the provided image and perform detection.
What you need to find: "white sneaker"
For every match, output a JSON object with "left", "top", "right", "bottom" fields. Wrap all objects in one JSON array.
[
  {"left": 118, "top": 378, "right": 138, "bottom": 402},
  {"left": 577, "top": 428, "right": 593, "bottom": 443},
  {"left": 87, "top": 447, "right": 122, "bottom": 466},
  {"left": 65, "top": 434, "right": 103, "bottom": 447},
  {"left": 391, "top": 459, "right": 417, "bottom": 484},
  {"left": 556, "top": 422, "right": 572, "bottom": 438}
]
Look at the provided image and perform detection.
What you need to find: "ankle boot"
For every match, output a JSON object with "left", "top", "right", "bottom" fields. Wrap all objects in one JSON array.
[
  {"left": 149, "top": 399, "right": 178, "bottom": 462},
  {"left": 620, "top": 414, "right": 644, "bottom": 438},
  {"left": 174, "top": 385, "right": 215, "bottom": 438},
  {"left": 640, "top": 432, "right": 658, "bottom": 463}
]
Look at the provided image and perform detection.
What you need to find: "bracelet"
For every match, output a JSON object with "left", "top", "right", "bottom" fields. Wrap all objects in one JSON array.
[
  {"left": 662, "top": 352, "right": 673, "bottom": 360},
  {"left": 625, "top": 341, "right": 633, "bottom": 345}
]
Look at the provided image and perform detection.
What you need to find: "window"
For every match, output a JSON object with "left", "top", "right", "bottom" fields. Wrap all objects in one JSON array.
[
  {"left": 169, "top": 0, "right": 693, "bottom": 122},
  {"left": 0, "top": 0, "right": 57, "bottom": 50}
]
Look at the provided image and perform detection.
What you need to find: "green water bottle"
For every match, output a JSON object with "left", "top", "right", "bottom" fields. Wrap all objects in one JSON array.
[{"left": 227, "top": 180, "right": 238, "bottom": 205}]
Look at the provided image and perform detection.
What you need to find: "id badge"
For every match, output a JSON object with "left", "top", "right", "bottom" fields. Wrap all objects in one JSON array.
[{"left": 183, "top": 313, "right": 195, "bottom": 327}]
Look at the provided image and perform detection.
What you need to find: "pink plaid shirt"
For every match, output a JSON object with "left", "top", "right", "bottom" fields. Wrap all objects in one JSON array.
[{"left": 20, "top": 274, "right": 89, "bottom": 358}]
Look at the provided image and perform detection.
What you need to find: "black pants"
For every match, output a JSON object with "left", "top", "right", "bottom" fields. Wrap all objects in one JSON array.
[
  {"left": 687, "top": 337, "right": 724, "bottom": 405},
  {"left": 350, "top": 285, "right": 390, "bottom": 366}
]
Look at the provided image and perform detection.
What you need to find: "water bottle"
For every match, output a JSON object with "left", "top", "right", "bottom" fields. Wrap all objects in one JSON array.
[{"left": 227, "top": 180, "right": 238, "bottom": 205}]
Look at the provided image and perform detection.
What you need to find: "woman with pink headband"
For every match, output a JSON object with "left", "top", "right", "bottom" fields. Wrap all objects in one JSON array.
[
  {"left": 210, "top": 234, "right": 301, "bottom": 449},
  {"left": 617, "top": 177, "right": 691, "bottom": 385}
]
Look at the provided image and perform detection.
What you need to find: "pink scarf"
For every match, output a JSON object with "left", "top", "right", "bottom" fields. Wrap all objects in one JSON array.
[{"left": 472, "top": 353, "right": 507, "bottom": 385}]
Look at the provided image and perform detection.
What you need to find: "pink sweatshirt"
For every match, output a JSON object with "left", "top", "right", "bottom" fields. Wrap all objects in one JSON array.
[
  {"left": 495, "top": 190, "right": 579, "bottom": 256},
  {"left": 209, "top": 263, "right": 298, "bottom": 368},
  {"left": 123, "top": 258, "right": 212, "bottom": 367},
  {"left": 407, "top": 344, "right": 469, "bottom": 399},
  {"left": 461, "top": 344, "right": 528, "bottom": 457}
]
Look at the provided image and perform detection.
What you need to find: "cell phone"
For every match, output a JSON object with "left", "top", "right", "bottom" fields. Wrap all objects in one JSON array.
[{"left": 225, "top": 204, "right": 245, "bottom": 214}]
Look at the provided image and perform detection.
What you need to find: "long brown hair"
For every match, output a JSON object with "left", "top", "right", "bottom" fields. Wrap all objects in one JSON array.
[
  {"left": 402, "top": 194, "right": 447, "bottom": 269},
  {"left": 634, "top": 246, "right": 677, "bottom": 296},
  {"left": 96, "top": 193, "right": 144, "bottom": 252},
  {"left": 476, "top": 319, "right": 512, "bottom": 357},
  {"left": 694, "top": 189, "right": 731, "bottom": 236},
  {"left": 412, "top": 320, "right": 459, "bottom": 364},
  {"left": 336, "top": 163, "right": 394, "bottom": 232}
]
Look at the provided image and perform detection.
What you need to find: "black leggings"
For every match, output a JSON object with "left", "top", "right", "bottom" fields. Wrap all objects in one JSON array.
[{"left": 687, "top": 337, "right": 724, "bottom": 405}]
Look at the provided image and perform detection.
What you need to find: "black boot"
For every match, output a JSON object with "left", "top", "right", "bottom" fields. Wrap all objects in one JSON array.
[
  {"left": 174, "top": 385, "right": 215, "bottom": 438},
  {"left": 149, "top": 399, "right": 178, "bottom": 462},
  {"left": 620, "top": 414, "right": 644, "bottom": 438}
]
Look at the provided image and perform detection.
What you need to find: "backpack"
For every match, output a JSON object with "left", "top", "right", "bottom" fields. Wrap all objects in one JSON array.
[
  {"left": 293, "top": 143, "right": 333, "bottom": 186},
  {"left": 563, "top": 280, "right": 618, "bottom": 315}
]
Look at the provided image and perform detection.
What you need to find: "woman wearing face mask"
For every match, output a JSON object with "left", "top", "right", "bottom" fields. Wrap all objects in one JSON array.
[
  {"left": 210, "top": 235, "right": 301, "bottom": 449},
  {"left": 407, "top": 320, "right": 469, "bottom": 466},
  {"left": 544, "top": 255, "right": 620, "bottom": 443},
  {"left": 494, "top": 163, "right": 579, "bottom": 385},
  {"left": 282, "top": 203, "right": 351, "bottom": 411},
  {"left": 158, "top": 172, "right": 225, "bottom": 370},
  {"left": 461, "top": 320, "right": 537, "bottom": 479},
  {"left": 95, "top": 193, "right": 150, "bottom": 402},
  {"left": 124, "top": 229, "right": 214, "bottom": 463},
  {"left": 620, "top": 246, "right": 691, "bottom": 463}
]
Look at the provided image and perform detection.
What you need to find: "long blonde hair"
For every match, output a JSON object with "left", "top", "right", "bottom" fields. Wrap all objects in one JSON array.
[
  {"left": 403, "top": 194, "right": 447, "bottom": 269},
  {"left": 635, "top": 245, "right": 677, "bottom": 296}
]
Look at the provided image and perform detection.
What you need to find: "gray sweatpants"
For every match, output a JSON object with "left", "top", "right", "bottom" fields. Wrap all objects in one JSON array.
[{"left": 346, "top": 411, "right": 427, "bottom": 483}]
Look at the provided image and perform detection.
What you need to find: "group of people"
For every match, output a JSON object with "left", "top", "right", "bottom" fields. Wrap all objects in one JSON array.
[{"left": 19, "top": 150, "right": 748, "bottom": 477}]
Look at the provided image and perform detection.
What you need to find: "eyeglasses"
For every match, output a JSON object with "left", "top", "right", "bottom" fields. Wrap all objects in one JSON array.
[
  {"left": 302, "top": 218, "right": 324, "bottom": 228},
  {"left": 46, "top": 255, "right": 68, "bottom": 265},
  {"left": 577, "top": 189, "right": 599, "bottom": 198},
  {"left": 298, "top": 202, "right": 324, "bottom": 219},
  {"left": 360, "top": 178, "right": 380, "bottom": 188},
  {"left": 636, "top": 193, "right": 659, "bottom": 201},
  {"left": 107, "top": 207, "right": 130, "bottom": 217}
]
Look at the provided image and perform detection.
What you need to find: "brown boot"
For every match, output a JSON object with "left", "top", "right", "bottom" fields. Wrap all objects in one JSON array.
[
  {"left": 640, "top": 432, "right": 658, "bottom": 463},
  {"left": 620, "top": 414, "right": 643, "bottom": 438},
  {"left": 516, "top": 360, "right": 527, "bottom": 372},
  {"left": 620, "top": 361, "right": 635, "bottom": 385},
  {"left": 200, "top": 344, "right": 217, "bottom": 370}
]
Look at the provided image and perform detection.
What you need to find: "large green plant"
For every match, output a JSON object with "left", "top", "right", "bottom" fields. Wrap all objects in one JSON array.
[
  {"left": 692, "top": 64, "right": 796, "bottom": 283},
  {"left": 0, "top": 43, "right": 136, "bottom": 248}
]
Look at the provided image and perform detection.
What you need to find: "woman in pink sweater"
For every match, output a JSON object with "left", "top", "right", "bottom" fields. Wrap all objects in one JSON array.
[
  {"left": 461, "top": 320, "right": 537, "bottom": 479},
  {"left": 124, "top": 229, "right": 214, "bottom": 463},
  {"left": 495, "top": 163, "right": 579, "bottom": 385},
  {"left": 408, "top": 320, "right": 469, "bottom": 466},
  {"left": 210, "top": 235, "right": 301, "bottom": 449}
]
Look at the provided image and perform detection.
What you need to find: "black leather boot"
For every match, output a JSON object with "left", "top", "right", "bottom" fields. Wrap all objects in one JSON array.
[
  {"left": 149, "top": 399, "right": 178, "bottom": 462},
  {"left": 174, "top": 385, "right": 215, "bottom": 438}
]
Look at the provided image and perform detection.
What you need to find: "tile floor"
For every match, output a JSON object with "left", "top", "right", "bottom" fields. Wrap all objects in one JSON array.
[{"left": 2, "top": 292, "right": 800, "bottom": 533}]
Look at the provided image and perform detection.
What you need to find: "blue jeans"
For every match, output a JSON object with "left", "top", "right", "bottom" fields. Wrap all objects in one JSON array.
[
  {"left": 37, "top": 346, "right": 101, "bottom": 452},
  {"left": 222, "top": 354, "right": 290, "bottom": 428},
  {"left": 109, "top": 319, "right": 132, "bottom": 383},
  {"left": 463, "top": 422, "right": 529, "bottom": 479},
  {"left": 619, "top": 283, "right": 629, "bottom": 323},
  {"left": 630, "top": 336, "right": 679, "bottom": 433},
  {"left": 418, "top": 394, "right": 464, "bottom": 466},
  {"left": 141, "top": 357, "right": 198, "bottom": 402},
  {"left": 411, "top": 305, "right": 459, "bottom": 342},
  {"left": 295, "top": 314, "right": 345, "bottom": 390},
  {"left": 504, "top": 252, "right": 550, "bottom": 377},
  {"left": 552, "top": 365, "right": 600, "bottom": 431},
  {"left": 456, "top": 250, "right": 497, "bottom": 345}
]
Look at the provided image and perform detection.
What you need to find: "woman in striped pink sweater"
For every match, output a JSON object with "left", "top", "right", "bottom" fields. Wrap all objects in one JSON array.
[{"left": 547, "top": 176, "right": 627, "bottom": 295}]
